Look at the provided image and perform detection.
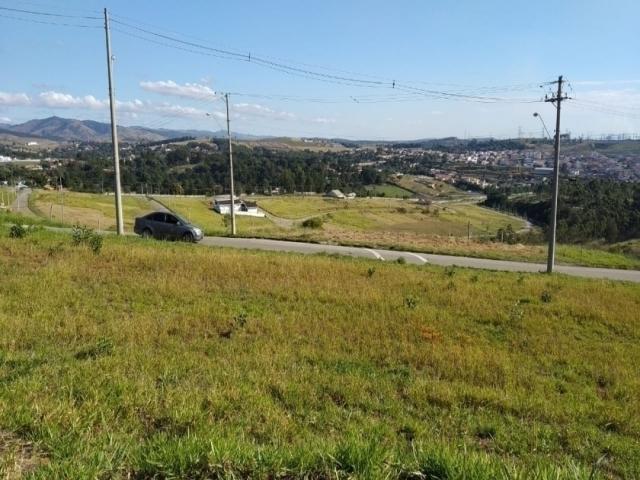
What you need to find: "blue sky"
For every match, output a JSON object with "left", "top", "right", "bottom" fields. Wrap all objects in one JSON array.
[{"left": 1, "top": 0, "right": 639, "bottom": 139}]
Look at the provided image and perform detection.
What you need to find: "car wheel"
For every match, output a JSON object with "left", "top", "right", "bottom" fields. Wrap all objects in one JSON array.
[
  {"left": 182, "top": 232, "right": 195, "bottom": 243},
  {"left": 142, "top": 228, "right": 152, "bottom": 239}
]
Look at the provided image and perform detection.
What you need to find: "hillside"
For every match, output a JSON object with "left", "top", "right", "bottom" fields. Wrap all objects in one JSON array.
[
  {"left": 0, "top": 228, "right": 639, "bottom": 478},
  {"left": 1, "top": 117, "right": 265, "bottom": 143}
]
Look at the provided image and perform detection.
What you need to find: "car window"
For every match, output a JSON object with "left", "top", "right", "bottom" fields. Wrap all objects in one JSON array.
[
  {"left": 165, "top": 214, "right": 179, "bottom": 225},
  {"left": 149, "top": 212, "right": 164, "bottom": 222}
]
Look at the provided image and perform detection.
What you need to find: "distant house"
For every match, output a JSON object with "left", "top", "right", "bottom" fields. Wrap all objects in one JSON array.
[
  {"left": 325, "top": 189, "right": 346, "bottom": 199},
  {"left": 212, "top": 196, "right": 265, "bottom": 217}
]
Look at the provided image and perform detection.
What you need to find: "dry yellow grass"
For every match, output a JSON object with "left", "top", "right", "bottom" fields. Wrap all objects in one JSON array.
[{"left": 30, "top": 190, "right": 156, "bottom": 230}]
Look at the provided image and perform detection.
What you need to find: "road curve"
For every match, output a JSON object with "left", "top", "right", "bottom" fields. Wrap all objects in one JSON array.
[{"left": 199, "top": 236, "right": 640, "bottom": 283}]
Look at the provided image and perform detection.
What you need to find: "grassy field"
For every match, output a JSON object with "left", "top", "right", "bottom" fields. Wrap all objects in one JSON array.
[
  {"left": 153, "top": 195, "right": 640, "bottom": 269},
  {"left": 363, "top": 183, "right": 414, "bottom": 198},
  {"left": 154, "top": 195, "right": 289, "bottom": 237},
  {"left": 20, "top": 190, "right": 640, "bottom": 270},
  {"left": 30, "top": 190, "right": 157, "bottom": 230},
  {"left": 0, "top": 187, "right": 16, "bottom": 209},
  {"left": 393, "top": 175, "right": 474, "bottom": 200},
  {"left": 0, "top": 228, "right": 639, "bottom": 478}
]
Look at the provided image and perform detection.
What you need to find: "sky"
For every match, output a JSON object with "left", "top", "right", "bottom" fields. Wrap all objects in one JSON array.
[{"left": 1, "top": 0, "right": 639, "bottom": 140}]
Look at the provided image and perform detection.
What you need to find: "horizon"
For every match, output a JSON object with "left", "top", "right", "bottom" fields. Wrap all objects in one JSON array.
[
  {"left": 4, "top": 114, "right": 640, "bottom": 142},
  {"left": 1, "top": 1, "right": 639, "bottom": 140}
]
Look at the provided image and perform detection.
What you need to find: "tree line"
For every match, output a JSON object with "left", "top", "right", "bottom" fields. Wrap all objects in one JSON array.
[{"left": 483, "top": 179, "right": 640, "bottom": 243}]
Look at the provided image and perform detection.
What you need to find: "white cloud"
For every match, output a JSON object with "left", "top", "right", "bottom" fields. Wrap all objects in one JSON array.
[
  {"left": 34, "top": 91, "right": 209, "bottom": 119},
  {"left": 140, "top": 80, "right": 216, "bottom": 100},
  {"left": 233, "top": 102, "right": 295, "bottom": 121},
  {"left": 0, "top": 92, "right": 30, "bottom": 106},
  {"left": 311, "top": 117, "right": 336, "bottom": 124},
  {"left": 0, "top": 116, "right": 11, "bottom": 123},
  {"left": 38, "top": 91, "right": 107, "bottom": 110},
  {"left": 152, "top": 103, "right": 208, "bottom": 118}
]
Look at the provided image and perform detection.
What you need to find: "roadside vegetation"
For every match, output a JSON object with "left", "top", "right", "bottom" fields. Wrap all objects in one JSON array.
[
  {"left": 0, "top": 227, "right": 638, "bottom": 478},
  {"left": 29, "top": 190, "right": 156, "bottom": 230},
  {"left": 18, "top": 190, "right": 640, "bottom": 269},
  {"left": 0, "top": 186, "right": 16, "bottom": 209},
  {"left": 362, "top": 183, "right": 413, "bottom": 198}
]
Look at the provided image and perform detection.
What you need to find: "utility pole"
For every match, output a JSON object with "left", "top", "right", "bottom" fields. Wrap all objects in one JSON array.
[
  {"left": 103, "top": 8, "right": 124, "bottom": 235},
  {"left": 225, "top": 93, "right": 237, "bottom": 235},
  {"left": 544, "top": 75, "right": 570, "bottom": 273}
]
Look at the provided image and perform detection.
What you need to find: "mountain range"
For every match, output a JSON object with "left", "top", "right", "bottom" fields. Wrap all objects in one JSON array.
[{"left": 0, "top": 116, "right": 261, "bottom": 143}]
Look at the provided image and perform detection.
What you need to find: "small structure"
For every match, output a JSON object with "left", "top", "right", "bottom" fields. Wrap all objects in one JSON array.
[
  {"left": 325, "top": 189, "right": 346, "bottom": 199},
  {"left": 212, "top": 196, "right": 265, "bottom": 217}
]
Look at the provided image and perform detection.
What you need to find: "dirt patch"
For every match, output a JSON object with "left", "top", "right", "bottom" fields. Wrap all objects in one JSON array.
[{"left": 0, "top": 430, "right": 47, "bottom": 478}]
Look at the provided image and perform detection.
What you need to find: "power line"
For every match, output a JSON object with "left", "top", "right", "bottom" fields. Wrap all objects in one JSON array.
[
  {"left": 0, "top": 12, "right": 100, "bottom": 28},
  {"left": 0, "top": 5, "right": 100, "bottom": 19},
  {"left": 108, "top": 16, "right": 543, "bottom": 103}
]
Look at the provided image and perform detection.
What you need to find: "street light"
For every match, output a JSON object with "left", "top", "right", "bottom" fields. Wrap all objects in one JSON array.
[{"left": 533, "top": 112, "right": 552, "bottom": 140}]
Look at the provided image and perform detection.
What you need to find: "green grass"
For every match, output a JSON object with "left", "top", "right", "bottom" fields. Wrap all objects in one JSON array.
[
  {"left": 0, "top": 228, "right": 639, "bottom": 478},
  {"left": 30, "top": 190, "right": 156, "bottom": 230},
  {"left": 154, "top": 195, "right": 287, "bottom": 237},
  {"left": 393, "top": 175, "right": 470, "bottom": 199},
  {"left": 0, "top": 187, "right": 16, "bottom": 209},
  {"left": 150, "top": 195, "right": 640, "bottom": 269},
  {"left": 364, "top": 183, "right": 414, "bottom": 198}
]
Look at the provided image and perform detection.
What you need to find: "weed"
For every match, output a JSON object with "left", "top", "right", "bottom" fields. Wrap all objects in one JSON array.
[
  {"left": 9, "top": 224, "right": 27, "bottom": 238},
  {"left": 302, "top": 217, "right": 323, "bottom": 229},
  {"left": 509, "top": 300, "right": 525, "bottom": 322},
  {"left": 396, "top": 257, "right": 407, "bottom": 264},
  {"left": 367, "top": 266, "right": 376, "bottom": 278},
  {"left": 74, "top": 337, "right": 114, "bottom": 360},
  {"left": 541, "top": 290, "right": 553, "bottom": 303},
  {"left": 71, "top": 225, "right": 103, "bottom": 254},
  {"left": 404, "top": 296, "right": 418, "bottom": 309}
]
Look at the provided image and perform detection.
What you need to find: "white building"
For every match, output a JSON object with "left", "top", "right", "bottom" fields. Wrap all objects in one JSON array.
[
  {"left": 325, "top": 189, "right": 346, "bottom": 199},
  {"left": 212, "top": 197, "right": 265, "bottom": 217}
]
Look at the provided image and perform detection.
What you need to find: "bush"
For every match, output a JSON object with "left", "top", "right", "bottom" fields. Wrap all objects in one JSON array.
[
  {"left": 88, "top": 234, "right": 103, "bottom": 255},
  {"left": 9, "top": 224, "right": 27, "bottom": 239},
  {"left": 302, "top": 217, "right": 323, "bottom": 229},
  {"left": 71, "top": 225, "right": 103, "bottom": 255},
  {"left": 72, "top": 225, "right": 93, "bottom": 245}
]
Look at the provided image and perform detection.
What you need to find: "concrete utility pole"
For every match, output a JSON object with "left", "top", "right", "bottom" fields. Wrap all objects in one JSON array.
[
  {"left": 103, "top": 8, "right": 124, "bottom": 235},
  {"left": 225, "top": 93, "right": 237, "bottom": 235},
  {"left": 544, "top": 75, "right": 570, "bottom": 273}
]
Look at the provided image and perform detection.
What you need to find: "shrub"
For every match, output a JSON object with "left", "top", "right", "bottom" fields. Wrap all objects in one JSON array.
[
  {"left": 367, "top": 267, "right": 376, "bottom": 278},
  {"left": 404, "top": 296, "right": 418, "bottom": 309},
  {"left": 396, "top": 257, "right": 406, "bottom": 264},
  {"left": 540, "top": 290, "right": 552, "bottom": 303},
  {"left": 9, "top": 224, "right": 26, "bottom": 239},
  {"left": 88, "top": 234, "right": 103, "bottom": 255},
  {"left": 302, "top": 217, "right": 323, "bottom": 229},
  {"left": 71, "top": 225, "right": 103, "bottom": 255},
  {"left": 71, "top": 225, "right": 93, "bottom": 245}
]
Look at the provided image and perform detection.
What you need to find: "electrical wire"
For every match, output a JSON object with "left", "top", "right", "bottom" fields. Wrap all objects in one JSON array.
[
  {"left": 0, "top": 12, "right": 101, "bottom": 28},
  {"left": 109, "top": 16, "right": 543, "bottom": 103},
  {"left": 0, "top": 5, "right": 100, "bottom": 19}
]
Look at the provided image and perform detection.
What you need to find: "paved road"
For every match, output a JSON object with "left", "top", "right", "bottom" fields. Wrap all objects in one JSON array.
[{"left": 200, "top": 236, "right": 640, "bottom": 283}]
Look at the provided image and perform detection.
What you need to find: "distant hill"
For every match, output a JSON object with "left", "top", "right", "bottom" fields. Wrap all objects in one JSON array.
[{"left": 2, "top": 116, "right": 261, "bottom": 143}]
